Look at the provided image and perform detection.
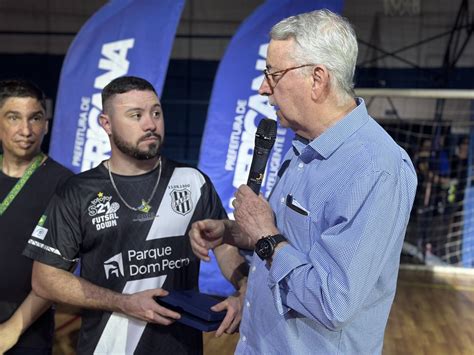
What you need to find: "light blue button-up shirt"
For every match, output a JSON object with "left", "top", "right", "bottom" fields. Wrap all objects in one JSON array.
[{"left": 236, "top": 99, "right": 417, "bottom": 354}]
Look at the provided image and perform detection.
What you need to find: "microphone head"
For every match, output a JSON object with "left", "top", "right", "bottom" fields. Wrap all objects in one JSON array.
[{"left": 255, "top": 118, "right": 277, "bottom": 149}]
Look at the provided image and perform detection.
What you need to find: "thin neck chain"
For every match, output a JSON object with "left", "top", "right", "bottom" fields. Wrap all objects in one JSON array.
[{"left": 107, "top": 158, "right": 162, "bottom": 213}]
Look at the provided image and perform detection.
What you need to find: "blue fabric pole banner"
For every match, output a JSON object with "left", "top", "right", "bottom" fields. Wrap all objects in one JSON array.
[
  {"left": 463, "top": 100, "right": 474, "bottom": 267},
  {"left": 198, "top": 0, "right": 344, "bottom": 296},
  {"left": 49, "top": 0, "right": 185, "bottom": 173}
]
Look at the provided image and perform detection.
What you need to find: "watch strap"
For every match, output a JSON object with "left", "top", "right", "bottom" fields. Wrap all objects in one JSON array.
[{"left": 269, "top": 234, "right": 286, "bottom": 246}]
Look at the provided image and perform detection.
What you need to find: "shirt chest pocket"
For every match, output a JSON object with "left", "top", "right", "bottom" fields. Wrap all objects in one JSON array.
[{"left": 282, "top": 203, "right": 312, "bottom": 251}]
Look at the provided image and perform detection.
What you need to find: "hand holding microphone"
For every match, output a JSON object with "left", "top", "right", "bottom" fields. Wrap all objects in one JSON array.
[
  {"left": 232, "top": 118, "right": 280, "bottom": 245},
  {"left": 189, "top": 118, "right": 279, "bottom": 253},
  {"left": 190, "top": 117, "right": 275, "bottom": 255},
  {"left": 246, "top": 118, "right": 277, "bottom": 195}
]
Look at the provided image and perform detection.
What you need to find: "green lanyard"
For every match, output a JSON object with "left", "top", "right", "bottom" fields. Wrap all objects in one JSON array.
[{"left": 0, "top": 153, "right": 45, "bottom": 216}]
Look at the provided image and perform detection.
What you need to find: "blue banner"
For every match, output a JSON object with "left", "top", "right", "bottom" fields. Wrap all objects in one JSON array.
[
  {"left": 198, "top": 0, "right": 344, "bottom": 296},
  {"left": 49, "top": 0, "right": 185, "bottom": 173},
  {"left": 463, "top": 100, "right": 474, "bottom": 267}
]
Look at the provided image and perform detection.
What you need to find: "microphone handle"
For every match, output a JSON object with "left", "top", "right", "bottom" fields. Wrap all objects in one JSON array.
[{"left": 247, "top": 145, "right": 271, "bottom": 195}]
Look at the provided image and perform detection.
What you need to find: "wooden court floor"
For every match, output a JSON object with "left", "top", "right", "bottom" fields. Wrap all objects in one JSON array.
[{"left": 52, "top": 267, "right": 474, "bottom": 354}]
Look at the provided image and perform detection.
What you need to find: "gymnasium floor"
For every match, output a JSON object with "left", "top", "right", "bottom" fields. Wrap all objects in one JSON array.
[{"left": 52, "top": 266, "right": 474, "bottom": 354}]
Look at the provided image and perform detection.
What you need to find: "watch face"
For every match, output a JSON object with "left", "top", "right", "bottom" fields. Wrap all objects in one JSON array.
[{"left": 256, "top": 238, "right": 273, "bottom": 259}]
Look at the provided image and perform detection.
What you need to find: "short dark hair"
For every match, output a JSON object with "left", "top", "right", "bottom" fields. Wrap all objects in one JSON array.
[
  {"left": 0, "top": 79, "right": 46, "bottom": 111},
  {"left": 102, "top": 76, "right": 157, "bottom": 113}
]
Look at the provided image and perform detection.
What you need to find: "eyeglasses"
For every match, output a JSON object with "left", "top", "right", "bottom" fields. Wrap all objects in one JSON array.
[{"left": 262, "top": 64, "right": 315, "bottom": 92}]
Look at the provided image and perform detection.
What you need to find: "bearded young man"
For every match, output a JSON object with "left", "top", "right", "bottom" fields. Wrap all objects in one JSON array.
[{"left": 24, "top": 76, "right": 247, "bottom": 354}]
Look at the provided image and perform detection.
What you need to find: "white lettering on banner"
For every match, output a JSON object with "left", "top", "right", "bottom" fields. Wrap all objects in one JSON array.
[
  {"left": 71, "top": 38, "right": 135, "bottom": 172},
  {"left": 95, "top": 39, "right": 135, "bottom": 88},
  {"left": 72, "top": 97, "right": 90, "bottom": 167},
  {"left": 233, "top": 108, "right": 258, "bottom": 188},
  {"left": 230, "top": 43, "right": 288, "bottom": 201},
  {"left": 82, "top": 104, "right": 109, "bottom": 171},
  {"left": 225, "top": 100, "right": 246, "bottom": 171},
  {"left": 266, "top": 129, "right": 286, "bottom": 193}
]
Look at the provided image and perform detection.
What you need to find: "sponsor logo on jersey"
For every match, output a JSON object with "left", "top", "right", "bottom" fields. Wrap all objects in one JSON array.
[
  {"left": 27, "top": 239, "right": 62, "bottom": 256},
  {"left": 128, "top": 247, "right": 190, "bottom": 276},
  {"left": 32, "top": 226, "right": 48, "bottom": 240},
  {"left": 132, "top": 212, "right": 157, "bottom": 223},
  {"left": 102, "top": 247, "right": 191, "bottom": 279},
  {"left": 31, "top": 214, "right": 49, "bottom": 240},
  {"left": 88, "top": 192, "right": 120, "bottom": 231},
  {"left": 104, "top": 253, "right": 125, "bottom": 279},
  {"left": 170, "top": 188, "right": 192, "bottom": 215}
]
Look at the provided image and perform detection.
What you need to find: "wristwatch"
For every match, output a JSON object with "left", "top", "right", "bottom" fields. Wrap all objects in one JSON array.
[{"left": 255, "top": 234, "right": 287, "bottom": 260}]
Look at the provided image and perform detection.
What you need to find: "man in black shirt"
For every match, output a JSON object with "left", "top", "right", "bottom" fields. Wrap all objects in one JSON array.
[
  {"left": 0, "top": 79, "right": 73, "bottom": 354},
  {"left": 24, "top": 76, "right": 247, "bottom": 354}
]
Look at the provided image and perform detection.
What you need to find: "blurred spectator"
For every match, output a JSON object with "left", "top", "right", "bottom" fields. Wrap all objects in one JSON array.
[{"left": 413, "top": 135, "right": 451, "bottom": 262}]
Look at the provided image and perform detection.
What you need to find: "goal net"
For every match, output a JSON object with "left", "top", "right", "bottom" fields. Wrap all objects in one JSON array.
[{"left": 356, "top": 89, "right": 474, "bottom": 268}]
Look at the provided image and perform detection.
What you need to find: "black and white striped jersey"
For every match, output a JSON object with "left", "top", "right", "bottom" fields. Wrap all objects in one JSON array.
[{"left": 23, "top": 157, "right": 227, "bottom": 354}]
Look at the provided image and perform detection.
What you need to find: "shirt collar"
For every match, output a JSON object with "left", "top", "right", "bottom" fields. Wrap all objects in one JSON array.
[{"left": 292, "top": 98, "right": 369, "bottom": 162}]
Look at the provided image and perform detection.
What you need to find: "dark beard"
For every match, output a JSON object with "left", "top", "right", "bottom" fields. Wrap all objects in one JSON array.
[{"left": 113, "top": 133, "right": 162, "bottom": 160}]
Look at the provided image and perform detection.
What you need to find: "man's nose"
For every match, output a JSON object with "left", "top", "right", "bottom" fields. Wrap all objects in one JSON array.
[
  {"left": 19, "top": 119, "right": 33, "bottom": 136},
  {"left": 141, "top": 113, "right": 157, "bottom": 131},
  {"left": 258, "top": 78, "right": 272, "bottom": 96}
]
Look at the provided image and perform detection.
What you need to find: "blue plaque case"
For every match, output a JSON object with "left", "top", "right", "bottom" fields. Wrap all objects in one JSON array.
[{"left": 155, "top": 290, "right": 226, "bottom": 332}]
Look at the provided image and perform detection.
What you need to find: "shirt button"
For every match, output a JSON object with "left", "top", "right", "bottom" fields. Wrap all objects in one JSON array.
[
  {"left": 246, "top": 301, "right": 250, "bottom": 308},
  {"left": 251, "top": 266, "right": 256, "bottom": 272},
  {"left": 281, "top": 197, "right": 285, "bottom": 203},
  {"left": 242, "top": 335, "right": 247, "bottom": 342},
  {"left": 298, "top": 162, "right": 304, "bottom": 168}
]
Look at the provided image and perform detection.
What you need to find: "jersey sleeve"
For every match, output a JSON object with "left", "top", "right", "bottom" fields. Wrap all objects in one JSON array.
[
  {"left": 23, "top": 181, "right": 83, "bottom": 271},
  {"left": 200, "top": 174, "right": 228, "bottom": 221}
]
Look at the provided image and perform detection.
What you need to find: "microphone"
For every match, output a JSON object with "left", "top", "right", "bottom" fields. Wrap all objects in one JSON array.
[{"left": 247, "top": 118, "right": 277, "bottom": 194}]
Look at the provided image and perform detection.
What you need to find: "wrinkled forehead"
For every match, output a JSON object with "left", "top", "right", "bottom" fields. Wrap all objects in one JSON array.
[
  {"left": 266, "top": 38, "right": 297, "bottom": 68},
  {"left": 0, "top": 96, "right": 46, "bottom": 113}
]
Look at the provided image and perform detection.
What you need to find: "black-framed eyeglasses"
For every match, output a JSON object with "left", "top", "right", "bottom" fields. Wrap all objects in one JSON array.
[{"left": 262, "top": 64, "right": 315, "bottom": 92}]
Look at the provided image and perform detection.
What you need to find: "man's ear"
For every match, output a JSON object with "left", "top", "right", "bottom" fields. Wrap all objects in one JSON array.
[
  {"left": 310, "top": 64, "right": 330, "bottom": 100},
  {"left": 99, "top": 113, "right": 112, "bottom": 135},
  {"left": 44, "top": 119, "right": 49, "bottom": 136}
]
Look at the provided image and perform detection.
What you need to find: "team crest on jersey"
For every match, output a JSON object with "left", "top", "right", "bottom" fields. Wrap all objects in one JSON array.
[
  {"left": 88, "top": 192, "right": 120, "bottom": 231},
  {"left": 170, "top": 188, "right": 192, "bottom": 215}
]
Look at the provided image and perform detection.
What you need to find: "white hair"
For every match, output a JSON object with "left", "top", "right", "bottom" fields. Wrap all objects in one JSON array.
[{"left": 270, "top": 9, "right": 358, "bottom": 104}]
